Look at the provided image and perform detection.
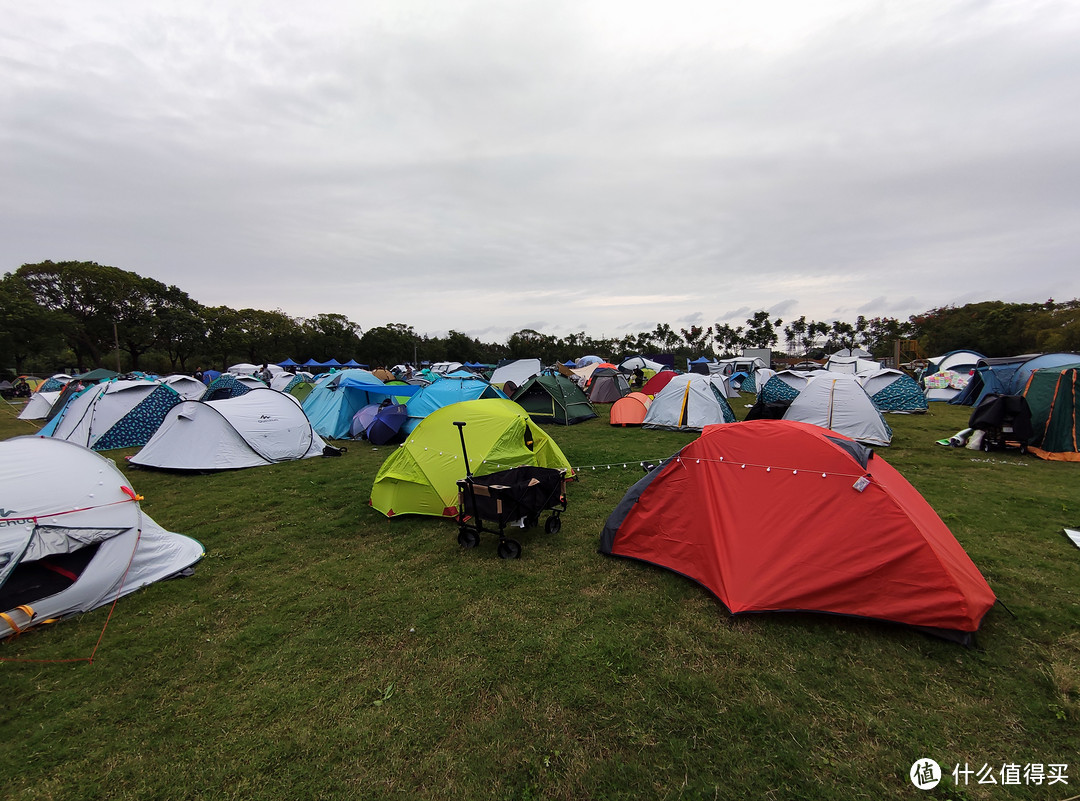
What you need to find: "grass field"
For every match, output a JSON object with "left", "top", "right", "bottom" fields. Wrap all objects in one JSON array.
[{"left": 1, "top": 396, "right": 1078, "bottom": 800}]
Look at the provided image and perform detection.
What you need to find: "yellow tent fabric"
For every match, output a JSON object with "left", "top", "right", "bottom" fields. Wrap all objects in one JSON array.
[{"left": 370, "top": 398, "right": 574, "bottom": 518}]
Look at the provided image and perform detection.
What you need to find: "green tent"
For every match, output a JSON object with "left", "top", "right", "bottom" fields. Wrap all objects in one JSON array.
[
  {"left": 1023, "top": 363, "right": 1080, "bottom": 461},
  {"left": 370, "top": 398, "right": 575, "bottom": 518},
  {"left": 77, "top": 368, "right": 120, "bottom": 383},
  {"left": 511, "top": 373, "right": 597, "bottom": 425}
]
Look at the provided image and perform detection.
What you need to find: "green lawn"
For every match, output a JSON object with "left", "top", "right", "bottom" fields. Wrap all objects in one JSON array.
[{"left": 1, "top": 397, "right": 1077, "bottom": 800}]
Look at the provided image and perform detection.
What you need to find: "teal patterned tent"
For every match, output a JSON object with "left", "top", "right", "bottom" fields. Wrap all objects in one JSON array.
[
  {"left": 201, "top": 375, "right": 252, "bottom": 401},
  {"left": 92, "top": 385, "right": 184, "bottom": 449},
  {"left": 858, "top": 369, "right": 928, "bottom": 414},
  {"left": 759, "top": 374, "right": 804, "bottom": 404},
  {"left": 46, "top": 381, "right": 183, "bottom": 450}
]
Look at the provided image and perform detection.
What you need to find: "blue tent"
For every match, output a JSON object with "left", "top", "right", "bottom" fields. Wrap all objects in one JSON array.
[
  {"left": 278, "top": 358, "right": 300, "bottom": 367},
  {"left": 952, "top": 352, "right": 1080, "bottom": 406},
  {"left": 1012, "top": 353, "right": 1080, "bottom": 395},
  {"left": 343, "top": 359, "right": 369, "bottom": 368},
  {"left": 366, "top": 403, "right": 409, "bottom": 445},
  {"left": 302, "top": 369, "right": 418, "bottom": 439},
  {"left": 402, "top": 376, "right": 507, "bottom": 434},
  {"left": 688, "top": 356, "right": 714, "bottom": 375}
]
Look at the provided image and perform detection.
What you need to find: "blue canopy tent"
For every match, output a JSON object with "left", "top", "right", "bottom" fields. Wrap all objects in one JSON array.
[
  {"left": 343, "top": 359, "right": 369, "bottom": 368},
  {"left": 278, "top": 358, "right": 300, "bottom": 367},
  {"left": 302, "top": 358, "right": 323, "bottom": 368},
  {"left": 322, "top": 358, "right": 343, "bottom": 368}
]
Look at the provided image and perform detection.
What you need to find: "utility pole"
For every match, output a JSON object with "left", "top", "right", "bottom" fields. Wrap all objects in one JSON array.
[{"left": 114, "top": 322, "right": 122, "bottom": 373}]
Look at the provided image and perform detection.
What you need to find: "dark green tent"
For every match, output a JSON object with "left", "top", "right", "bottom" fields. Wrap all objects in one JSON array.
[
  {"left": 512, "top": 373, "right": 597, "bottom": 425},
  {"left": 77, "top": 368, "right": 120, "bottom": 383},
  {"left": 1023, "top": 363, "right": 1080, "bottom": 461}
]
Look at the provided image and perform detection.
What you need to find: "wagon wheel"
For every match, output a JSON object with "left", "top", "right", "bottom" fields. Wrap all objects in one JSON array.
[
  {"left": 458, "top": 529, "right": 480, "bottom": 549},
  {"left": 544, "top": 514, "right": 562, "bottom": 534},
  {"left": 497, "top": 539, "right": 522, "bottom": 559}
]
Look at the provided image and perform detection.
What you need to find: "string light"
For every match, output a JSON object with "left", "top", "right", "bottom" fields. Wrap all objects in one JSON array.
[{"left": 473, "top": 455, "right": 869, "bottom": 482}]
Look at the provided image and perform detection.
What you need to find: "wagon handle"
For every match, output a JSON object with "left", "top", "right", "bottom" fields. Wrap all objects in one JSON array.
[{"left": 453, "top": 421, "right": 471, "bottom": 478}]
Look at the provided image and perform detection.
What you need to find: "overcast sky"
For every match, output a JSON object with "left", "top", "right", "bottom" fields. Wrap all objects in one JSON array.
[{"left": 2, "top": 1, "right": 1078, "bottom": 343}]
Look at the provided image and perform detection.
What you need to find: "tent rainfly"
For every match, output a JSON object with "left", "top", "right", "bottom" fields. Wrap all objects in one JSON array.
[
  {"left": 782, "top": 374, "right": 893, "bottom": 446},
  {"left": 600, "top": 420, "right": 996, "bottom": 644}
]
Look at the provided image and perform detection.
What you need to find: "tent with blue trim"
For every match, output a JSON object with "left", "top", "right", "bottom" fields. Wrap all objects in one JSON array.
[
  {"left": 202, "top": 374, "right": 253, "bottom": 401},
  {"left": 43, "top": 380, "right": 183, "bottom": 450}
]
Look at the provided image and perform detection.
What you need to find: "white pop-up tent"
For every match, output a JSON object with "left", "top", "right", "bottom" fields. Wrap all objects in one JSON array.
[
  {"left": 131, "top": 388, "right": 327, "bottom": 470},
  {"left": 160, "top": 374, "right": 207, "bottom": 400},
  {"left": 16, "top": 390, "right": 62, "bottom": 420},
  {"left": 0, "top": 437, "right": 204, "bottom": 639}
]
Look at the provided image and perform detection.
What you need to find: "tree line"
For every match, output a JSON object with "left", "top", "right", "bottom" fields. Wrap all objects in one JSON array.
[{"left": 2, "top": 260, "right": 1078, "bottom": 377}]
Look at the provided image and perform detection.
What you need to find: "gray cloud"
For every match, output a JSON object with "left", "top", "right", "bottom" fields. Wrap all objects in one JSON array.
[{"left": 2, "top": 1, "right": 1078, "bottom": 345}]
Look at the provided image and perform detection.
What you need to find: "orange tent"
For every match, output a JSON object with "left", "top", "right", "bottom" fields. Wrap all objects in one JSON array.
[{"left": 609, "top": 392, "right": 652, "bottom": 426}]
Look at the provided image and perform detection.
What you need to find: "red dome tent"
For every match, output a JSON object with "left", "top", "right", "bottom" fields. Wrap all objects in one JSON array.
[
  {"left": 600, "top": 420, "right": 995, "bottom": 644},
  {"left": 641, "top": 369, "right": 677, "bottom": 396}
]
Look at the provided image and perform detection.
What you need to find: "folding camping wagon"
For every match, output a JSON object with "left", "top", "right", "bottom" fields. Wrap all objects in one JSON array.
[{"left": 453, "top": 421, "right": 567, "bottom": 559}]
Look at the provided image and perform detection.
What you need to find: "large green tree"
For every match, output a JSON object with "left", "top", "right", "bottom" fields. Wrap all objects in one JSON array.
[
  {"left": 358, "top": 323, "right": 420, "bottom": 366},
  {"left": 743, "top": 311, "right": 783, "bottom": 349},
  {"left": 0, "top": 272, "right": 71, "bottom": 374},
  {"left": 157, "top": 295, "right": 208, "bottom": 372},
  {"left": 202, "top": 306, "right": 245, "bottom": 370},
  {"left": 301, "top": 313, "right": 362, "bottom": 363},
  {"left": 17, "top": 261, "right": 138, "bottom": 369},
  {"left": 911, "top": 301, "right": 1044, "bottom": 357}
]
